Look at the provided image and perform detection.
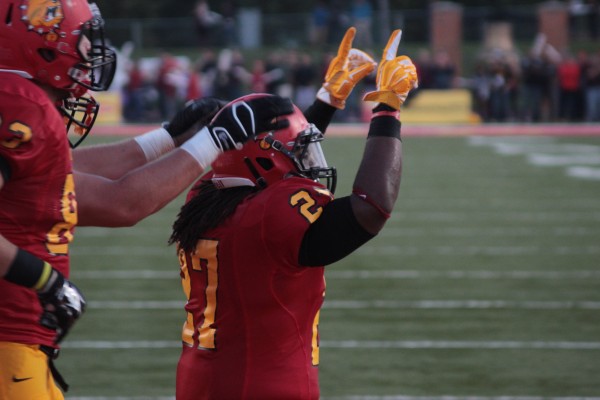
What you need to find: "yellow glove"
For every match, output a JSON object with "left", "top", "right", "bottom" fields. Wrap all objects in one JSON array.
[
  {"left": 316, "top": 27, "right": 377, "bottom": 109},
  {"left": 363, "top": 29, "right": 419, "bottom": 110}
]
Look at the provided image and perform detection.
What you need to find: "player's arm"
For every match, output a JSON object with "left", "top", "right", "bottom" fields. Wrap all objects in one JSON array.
[
  {"left": 299, "top": 29, "right": 418, "bottom": 267},
  {"left": 73, "top": 98, "right": 225, "bottom": 179},
  {"left": 304, "top": 27, "right": 376, "bottom": 133},
  {"left": 76, "top": 95, "right": 294, "bottom": 227}
]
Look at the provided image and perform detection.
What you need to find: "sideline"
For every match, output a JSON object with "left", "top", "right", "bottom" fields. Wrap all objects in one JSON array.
[
  {"left": 92, "top": 123, "right": 600, "bottom": 137},
  {"left": 68, "top": 397, "right": 600, "bottom": 400},
  {"left": 67, "top": 397, "right": 600, "bottom": 400}
]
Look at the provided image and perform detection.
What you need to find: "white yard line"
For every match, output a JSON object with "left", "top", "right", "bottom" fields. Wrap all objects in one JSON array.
[
  {"left": 74, "top": 270, "right": 600, "bottom": 280},
  {"left": 70, "top": 244, "right": 600, "bottom": 257},
  {"left": 61, "top": 340, "right": 600, "bottom": 350},
  {"left": 88, "top": 299, "right": 600, "bottom": 310}
]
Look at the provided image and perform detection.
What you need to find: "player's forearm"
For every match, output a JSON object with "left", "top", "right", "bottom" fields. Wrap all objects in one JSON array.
[
  {"left": 303, "top": 99, "right": 337, "bottom": 133},
  {"left": 350, "top": 112, "right": 402, "bottom": 234},
  {"left": 75, "top": 149, "right": 203, "bottom": 227},
  {"left": 73, "top": 138, "right": 149, "bottom": 179}
]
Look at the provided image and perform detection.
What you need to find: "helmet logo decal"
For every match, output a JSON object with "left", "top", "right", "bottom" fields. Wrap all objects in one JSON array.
[
  {"left": 25, "top": 0, "right": 65, "bottom": 32},
  {"left": 259, "top": 138, "right": 271, "bottom": 150}
]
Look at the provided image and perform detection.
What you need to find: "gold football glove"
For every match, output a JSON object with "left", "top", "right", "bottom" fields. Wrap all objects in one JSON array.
[
  {"left": 316, "top": 27, "right": 377, "bottom": 109},
  {"left": 363, "top": 29, "right": 418, "bottom": 110}
]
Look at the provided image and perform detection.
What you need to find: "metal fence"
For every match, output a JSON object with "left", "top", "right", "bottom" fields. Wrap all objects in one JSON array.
[{"left": 104, "top": 6, "right": 544, "bottom": 52}]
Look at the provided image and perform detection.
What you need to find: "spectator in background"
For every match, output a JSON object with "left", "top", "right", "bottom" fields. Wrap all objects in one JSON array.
[
  {"left": 310, "top": 0, "right": 331, "bottom": 47},
  {"left": 351, "top": 0, "right": 373, "bottom": 48},
  {"left": 558, "top": 53, "right": 583, "bottom": 121},
  {"left": 123, "top": 59, "right": 145, "bottom": 122},
  {"left": 488, "top": 61, "right": 512, "bottom": 122},
  {"left": 470, "top": 61, "right": 492, "bottom": 121},
  {"left": 235, "top": 59, "right": 285, "bottom": 94},
  {"left": 414, "top": 48, "right": 434, "bottom": 89},
  {"left": 197, "top": 50, "right": 218, "bottom": 98},
  {"left": 265, "top": 51, "right": 288, "bottom": 96},
  {"left": 520, "top": 52, "right": 553, "bottom": 122},
  {"left": 213, "top": 49, "right": 245, "bottom": 101},
  {"left": 328, "top": 0, "right": 350, "bottom": 45},
  {"left": 431, "top": 49, "right": 456, "bottom": 89},
  {"left": 585, "top": 53, "right": 600, "bottom": 121},
  {"left": 156, "top": 53, "right": 182, "bottom": 120},
  {"left": 586, "top": 0, "right": 599, "bottom": 39},
  {"left": 293, "top": 53, "right": 319, "bottom": 111},
  {"left": 219, "top": 0, "right": 237, "bottom": 47},
  {"left": 194, "top": 0, "right": 222, "bottom": 47}
]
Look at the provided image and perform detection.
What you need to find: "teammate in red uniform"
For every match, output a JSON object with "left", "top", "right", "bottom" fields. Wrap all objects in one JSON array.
[
  {"left": 170, "top": 29, "right": 418, "bottom": 400},
  {"left": 0, "top": 1, "right": 293, "bottom": 398}
]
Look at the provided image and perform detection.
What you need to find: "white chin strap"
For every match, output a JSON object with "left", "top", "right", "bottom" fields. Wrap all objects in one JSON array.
[{"left": 211, "top": 177, "right": 256, "bottom": 189}]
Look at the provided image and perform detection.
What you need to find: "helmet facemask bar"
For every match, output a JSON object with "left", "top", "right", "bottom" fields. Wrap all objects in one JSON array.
[
  {"left": 292, "top": 125, "right": 337, "bottom": 193},
  {"left": 70, "top": 5, "right": 116, "bottom": 93},
  {"left": 60, "top": 94, "right": 100, "bottom": 148},
  {"left": 265, "top": 124, "right": 337, "bottom": 193}
]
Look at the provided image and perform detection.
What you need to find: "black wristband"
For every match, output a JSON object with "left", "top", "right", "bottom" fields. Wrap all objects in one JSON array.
[
  {"left": 303, "top": 99, "right": 337, "bottom": 134},
  {"left": 368, "top": 116, "right": 401, "bottom": 140},
  {"left": 4, "top": 248, "right": 49, "bottom": 289}
]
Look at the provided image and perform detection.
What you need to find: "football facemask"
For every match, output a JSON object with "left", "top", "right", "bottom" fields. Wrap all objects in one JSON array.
[
  {"left": 60, "top": 93, "right": 100, "bottom": 148},
  {"left": 211, "top": 98, "right": 337, "bottom": 193}
]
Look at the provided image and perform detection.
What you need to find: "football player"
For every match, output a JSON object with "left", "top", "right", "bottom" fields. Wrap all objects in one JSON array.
[
  {"left": 170, "top": 29, "right": 418, "bottom": 399},
  {"left": 0, "top": 1, "right": 293, "bottom": 398}
]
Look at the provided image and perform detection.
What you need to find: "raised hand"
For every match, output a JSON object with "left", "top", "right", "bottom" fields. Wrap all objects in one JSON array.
[
  {"left": 317, "top": 27, "right": 377, "bottom": 109},
  {"left": 363, "top": 30, "right": 418, "bottom": 110}
]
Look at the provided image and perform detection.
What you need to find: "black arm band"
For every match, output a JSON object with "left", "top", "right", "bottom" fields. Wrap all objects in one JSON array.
[
  {"left": 0, "top": 155, "right": 11, "bottom": 182},
  {"left": 4, "top": 248, "right": 49, "bottom": 289},
  {"left": 368, "top": 117, "right": 401, "bottom": 139},
  {"left": 303, "top": 99, "right": 337, "bottom": 134},
  {"left": 299, "top": 196, "right": 375, "bottom": 267},
  {"left": 368, "top": 103, "right": 401, "bottom": 140}
]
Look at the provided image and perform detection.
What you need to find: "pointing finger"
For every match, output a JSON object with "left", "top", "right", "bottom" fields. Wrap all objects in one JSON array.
[
  {"left": 383, "top": 29, "right": 402, "bottom": 61},
  {"left": 337, "top": 27, "right": 356, "bottom": 59}
]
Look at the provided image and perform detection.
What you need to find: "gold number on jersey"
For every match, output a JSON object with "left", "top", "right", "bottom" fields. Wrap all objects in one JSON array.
[
  {"left": 179, "top": 239, "right": 219, "bottom": 350},
  {"left": 1, "top": 121, "right": 33, "bottom": 149},
  {"left": 46, "top": 174, "right": 77, "bottom": 255},
  {"left": 290, "top": 190, "right": 323, "bottom": 224}
]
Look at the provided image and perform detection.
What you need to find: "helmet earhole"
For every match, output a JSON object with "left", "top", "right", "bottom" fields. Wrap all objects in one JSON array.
[
  {"left": 38, "top": 49, "right": 56, "bottom": 62},
  {"left": 256, "top": 158, "right": 274, "bottom": 171}
]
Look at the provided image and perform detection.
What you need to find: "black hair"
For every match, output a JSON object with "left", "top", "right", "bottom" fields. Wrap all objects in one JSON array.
[{"left": 169, "top": 180, "right": 258, "bottom": 253}]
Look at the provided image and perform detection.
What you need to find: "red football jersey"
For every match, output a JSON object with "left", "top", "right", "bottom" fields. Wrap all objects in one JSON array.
[
  {"left": 176, "top": 176, "right": 333, "bottom": 400},
  {"left": 0, "top": 73, "right": 76, "bottom": 347}
]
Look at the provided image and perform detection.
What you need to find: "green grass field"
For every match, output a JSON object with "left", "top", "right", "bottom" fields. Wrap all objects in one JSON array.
[{"left": 61, "top": 133, "right": 600, "bottom": 399}]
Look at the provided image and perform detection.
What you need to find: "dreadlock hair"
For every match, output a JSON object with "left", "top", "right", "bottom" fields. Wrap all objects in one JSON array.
[{"left": 169, "top": 180, "right": 258, "bottom": 253}]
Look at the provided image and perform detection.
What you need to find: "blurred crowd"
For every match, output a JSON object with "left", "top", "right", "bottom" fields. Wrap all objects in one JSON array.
[
  {"left": 461, "top": 35, "right": 600, "bottom": 123},
  {"left": 120, "top": 39, "right": 600, "bottom": 125}
]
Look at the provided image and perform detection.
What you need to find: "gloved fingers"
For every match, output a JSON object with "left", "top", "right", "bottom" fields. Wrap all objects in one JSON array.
[
  {"left": 336, "top": 27, "right": 356, "bottom": 63},
  {"left": 325, "top": 27, "right": 356, "bottom": 80},
  {"left": 348, "top": 48, "right": 376, "bottom": 71},
  {"left": 348, "top": 62, "right": 376, "bottom": 84},
  {"left": 382, "top": 29, "right": 402, "bottom": 62}
]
